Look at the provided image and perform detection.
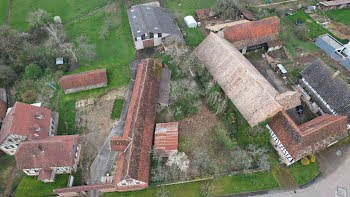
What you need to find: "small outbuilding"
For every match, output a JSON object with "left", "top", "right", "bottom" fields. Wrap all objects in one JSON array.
[
  {"left": 59, "top": 68, "right": 107, "bottom": 94},
  {"left": 184, "top": 16, "right": 198, "bottom": 28},
  {"left": 319, "top": 0, "right": 350, "bottom": 11},
  {"left": 154, "top": 122, "right": 178, "bottom": 157},
  {"left": 56, "top": 57, "right": 63, "bottom": 67}
]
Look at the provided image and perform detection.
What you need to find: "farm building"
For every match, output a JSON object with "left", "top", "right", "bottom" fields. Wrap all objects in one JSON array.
[
  {"left": 267, "top": 111, "right": 348, "bottom": 165},
  {"left": 223, "top": 16, "right": 282, "bottom": 53},
  {"left": 300, "top": 59, "right": 350, "bottom": 129},
  {"left": 110, "top": 58, "right": 161, "bottom": 191},
  {"left": 15, "top": 135, "right": 80, "bottom": 183},
  {"left": 315, "top": 34, "right": 350, "bottom": 71},
  {"left": 127, "top": 4, "right": 183, "bottom": 50},
  {"left": 59, "top": 68, "right": 107, "bottom": 94},
  {"left": 0, "top": 102, "right": 57, "bottom": 155},
  {"left": 154, "top": 122, "right": 178, "bottom": 157},
  {"left": 194, "top": 33, "right": 300, "bottom": 127},
  {"left": 318, "top": 0, "right": 350, "bottom": 10}
]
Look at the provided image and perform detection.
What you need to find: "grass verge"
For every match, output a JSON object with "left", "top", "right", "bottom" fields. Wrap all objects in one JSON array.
[
  {"left": 288, "top": 161, "right": 319, "bottom": 185},
  {"left": 111, "top": 99, "right": 124, "bottom": 119},
  {"left": 15, "top": 174, "right": 69, "bottom": 197},
  {"left": 184, "top": 28, "right": 206, "bottom": 47},
  {"left": 103, "top": 171, "right": 279, "bottom": 197},
  {"left": 326, "top": 7, "right": 350, "bottom": 26},
  {"left": 0, "top": 152, "right": 15, "bottom": 193}
]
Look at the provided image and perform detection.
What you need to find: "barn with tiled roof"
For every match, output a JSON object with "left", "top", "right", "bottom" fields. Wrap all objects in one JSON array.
[
  {"left": 267, "top": 111, "right": 348, "bottom": 165},
  {"left": 59, "top": 68, "right": 107, "bottom": 94}
]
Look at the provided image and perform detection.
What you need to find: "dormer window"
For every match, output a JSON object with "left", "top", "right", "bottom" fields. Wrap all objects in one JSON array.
[
  {"left": 34, "top": 113, "right": 43, "bottom": 119},
  {"left": 35, "top": 127, "right": 41, "bottom": 132},
  {"left": 34, "top": 133, "right": 39, "bottom": 137}
]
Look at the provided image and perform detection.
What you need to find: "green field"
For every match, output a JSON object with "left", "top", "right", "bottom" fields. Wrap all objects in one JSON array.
[
  {"left": 288, "top": 162, "right": 319, "bottom": 185},
  {"left": 15, "top": 174, "right": 69, "bottom": 197},
  {"left": 162, "top": 0, "right": 216, "bottom": 16},
  {"left": 0, "top": 0, "right": 8, "bottom": 25},
  {"left": 58, "top": 1, "right": 135, "bottom": 135},
  {"left": 8, "top": 0, "right": 110, "bottom": 31},
  {"left": 104, "top": 171, "right": 279, "bottom": 197},
  {"left": 184, "top": 28, "right": 206, "bottom": 47},
  {"left": 326, "top": 8, "right": 350, "bottom": 26}
]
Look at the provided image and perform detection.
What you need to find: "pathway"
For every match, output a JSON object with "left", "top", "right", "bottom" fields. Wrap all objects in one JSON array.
[
  {"left": 87, "top": 60, "right": 140, "bottom": 197},
  {"left": 272, "top": 166, "right": 298, "bottom": 190}
]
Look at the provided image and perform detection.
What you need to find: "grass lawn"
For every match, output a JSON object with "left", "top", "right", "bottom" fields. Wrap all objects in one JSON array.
[
  {"left": 162, "top": 0, "right": 216, "bottom": 16},
  {"left": 0, "top": 0, "right": 8, "bottom": 25},
  {"left": 15, "top": 174, "right": 69, "bottom": 197},
  {"left": 326, "top": 8, "right": 350, "bottom": 26},
  {"left": 8, "top": 0, "right": 110, "bottom": 31},
  {"left": 288, "top": 161, "right": 319, "bottom": 185},
  {"left": 287, "top": 11, "right": 345, "bottom": 43},
  {"left": 0, "top": 152, "right": 15, "bottom": 193},
  {"left": 111, "top": 99, "right": 124, "bottom": 119},
  {"left": 104, "top": 171, "right": 279, "bottom": 197},
  {"left": 57, "top": 1, "right": 135, "bottom": 135},
  {"left": 184, "top": 28, "right": 206, "bottom": 47}
]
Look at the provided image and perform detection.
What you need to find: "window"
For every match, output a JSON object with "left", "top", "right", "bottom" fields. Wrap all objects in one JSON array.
[
  {"left": 9, "top": 145, "right": 15, "bottom": 149},
  {"left": 4, "top": 146, "right": 8, "bottom": 149},
  {"left": 149, "top": 32, "right": 154, "bottom": 39},
  {"left": 141, "top": 34, "right": 146, "bottom": 40},
  {"left": 51, "top": 119, "right": 55, "bottom": 125},
  {"left": 158, "top": 33, "right": 162, "bottom": 38}
]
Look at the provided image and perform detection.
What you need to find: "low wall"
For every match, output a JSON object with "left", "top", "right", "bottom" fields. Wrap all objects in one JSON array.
[{"left": 63, "top": 82, "right": 107, "bottom": 94}]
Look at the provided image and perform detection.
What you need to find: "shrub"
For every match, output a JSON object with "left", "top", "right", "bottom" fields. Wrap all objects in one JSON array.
[
  {"left": 308, "top": 154, "right": 316, "bottom": 163},
  {"left": 214, "top": 0, "right": 241, "bottom": 19},
  {"left": 214, "top": 127, "right": 236, "bottom": 150},
  {"left": 21, "top": 90, "right": 37, "bottom": 103},
  {"left": 25, "top": 63, "right": 42, "bottom": 79},
  {"left": 301, "top": 157, "right": 310, "bottom": 165},
  {"left": 294, "top": 25, "right": 309, "bottom": 41},
  {"left": 237, "top": 126, "right": 270, "bottom": 149},
  {"left": 73, "top": 168, "right": 82, "bottom": 186}
]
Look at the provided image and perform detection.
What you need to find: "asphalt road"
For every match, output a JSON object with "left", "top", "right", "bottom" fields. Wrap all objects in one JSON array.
[{"left": 88, "top": 60, "right": 140, "bottom": 197}]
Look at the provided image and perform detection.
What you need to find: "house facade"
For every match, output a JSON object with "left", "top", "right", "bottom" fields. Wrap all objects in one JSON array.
[
  {"left": 127, "top": 4, "right": 183, "bottom": 50},
  {"left": 300, "top": 59, "right": 350, "bottom": 129},
  {"left": 15, "top": 135, "right": 80, "bottom": 183},
  {"left": 0, "top": 102, "right": 57, "bottom": 155},
  {"left": 60, "top": 68, "right": 107, "bottom": 94}
]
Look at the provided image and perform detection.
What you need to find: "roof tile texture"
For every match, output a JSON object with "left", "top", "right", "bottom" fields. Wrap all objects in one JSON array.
[
  {"left": 154, "top": 122, "right": 178, "bottom": 157},
  {"left": 59, "top": 68, "right": 107, "bottom": 90},
  {"left": 15, "top": 135, "right": 79, "bottom": 169},
  {"left": 0, "top": 102, "right": 51, "bottom": 144}
]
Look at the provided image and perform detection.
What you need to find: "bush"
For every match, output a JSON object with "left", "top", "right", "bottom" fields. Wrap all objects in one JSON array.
[
  {"left": 214, "top": 0, "right": 241, "bottom": 19},
  {"left": 301, "top": 157, "right": 310, "bottom": 165},
  {"left": 21, "top": 90, "right": 37, "bottom": 103},
  {"left": 308, "top": 154, "right": 316, "bottom": 163},
  {"left": 237, "top": 126, "right": 270, "bottom": 149},
  {"left": 294, "top": 25, "right": 309, "bottom": 41},
  {"left": 25, "top": 63, "right": 42, "bottom": 79},
  {"left": 214, "top": 127, "right": 236, "bottom": 149}
]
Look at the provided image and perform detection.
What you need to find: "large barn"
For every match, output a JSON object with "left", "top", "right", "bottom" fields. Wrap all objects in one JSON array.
[
  {"left": 127, "top": 4, "right": 183, "bottom": 50},
  {"left": 194, "top": 33, "right": 300, "bottom": 127},
  {"left": 223, "top": 16, "right": 282, "bottom": 53},
  {"left": 267, "top": 111, "right": 348, "bottom": 165}
]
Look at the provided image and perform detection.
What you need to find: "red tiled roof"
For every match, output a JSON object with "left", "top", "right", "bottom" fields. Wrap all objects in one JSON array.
[
  {"left": 112, "top": 58, "right": 161, "bottom": 186},
  {"left": 38, "top": 168, "right": 53, "bottom": 180},
  {"left": 59, "top": 68, "right": 107, "bottom": 90},
  {"left": 15, "top": 135, "right": 79, "bottom": 169},
  {"left": 0, "top": 99, "right": 6, "bottom": 121},
  {"left": 269, "top": 111, "right": 348, "bottom": 161},
  {"left": 110, "top": 137, "right": 131, "bottom": 152},
  {"left": 223, "top": 16, "right": 280, "bottom": 48},
  {"left": 154, "top": 122, "right": 178, "bottom": 157},
  {"left": 0, "top": 102, "right": 51, "bottom": 144}
]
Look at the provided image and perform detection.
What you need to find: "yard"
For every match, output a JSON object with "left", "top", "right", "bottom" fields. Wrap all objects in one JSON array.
[
  {"left": 326, "top": 7, "right": 350, "bottom": 26},
  {"left": 15, "top": 174, "right": 69, "bottom": 197}
]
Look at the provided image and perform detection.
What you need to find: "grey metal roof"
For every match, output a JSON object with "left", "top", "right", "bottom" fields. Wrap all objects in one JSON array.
[
  {"left": 158, "top": 68, "right": 171, "bottom": 106},
  {"left": 301, "top": 59, "right": 350, "bottom": 122},
  {"left": 127, "top": 5, "right": 183, "bottom": 38}
]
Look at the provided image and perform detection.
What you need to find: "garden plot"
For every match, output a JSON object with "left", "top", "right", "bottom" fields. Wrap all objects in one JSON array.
[{"left": 75, "top": 87, "right": 127, "bottom": 181}]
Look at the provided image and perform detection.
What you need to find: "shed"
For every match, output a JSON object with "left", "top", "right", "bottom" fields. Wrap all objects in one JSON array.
[
  {"left": 56, "top": 57, "right": 63, "bottom": 66},
  {"left": 277, "top": 64, "right": 287, "bottom": 75},
  {"left": 184, "top": 16, "right": 198, "bottom": 28},
  {"left": 154, "top": 122, "right": 178, "bottom": 157},
  {"left": 158, "top": 68, "right": 171, "bottom": 106}
]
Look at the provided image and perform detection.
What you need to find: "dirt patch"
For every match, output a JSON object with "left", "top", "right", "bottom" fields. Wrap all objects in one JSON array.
[
  {"left": 105, "top": 2, "right": 119, "bottom": 13},
  {"left": 75, "top": 87, "right": 127, "bottom": 181},
  {"left": 328, "top": 20, "right": 350, "bottom": 40}
]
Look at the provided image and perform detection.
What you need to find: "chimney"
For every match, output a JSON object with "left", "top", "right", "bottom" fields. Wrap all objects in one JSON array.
[{"left": 332, "top": 70, "right": 340, "bottom": 78}]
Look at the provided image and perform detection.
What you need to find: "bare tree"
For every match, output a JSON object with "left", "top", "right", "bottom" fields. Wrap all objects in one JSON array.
[
  {"left": 0, "top": 64, "right": 17, "bottom": 87},
  {"left": 200, "top": 179, "right": 214, "bottom": 197},
  {"left": 246, "top": 144, "right": 268, "bottom": 157},
  {"left": 74, "top": 36, "right": 96, "bottom": 62},
  {"left": 257, "top": 154, "right": 271, "bottom": 171},
  {"left": 214, "top": 0, "right": 242, "bottom": 19},
  {"left": 247, "top": 126, "right": 266, "bottom": 137},
  {"left": 191, "top": 148, "right": 217, "bottom": 177},
  {"left": 231, "top": 149, "right": 252, "bottom": 173}
]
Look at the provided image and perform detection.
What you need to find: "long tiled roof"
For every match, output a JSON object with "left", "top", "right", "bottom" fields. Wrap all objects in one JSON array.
[
  {"left": 59, "top": 68, "right": 107, "bottom": 90},
  {"left": 223, "top": 16, "right": 280, "bottom": 49},
  {"left": 269, "top": 111, "right": 348, "bottom": 161},
  {"left": 0, "top": 102, "right": 51, "bottom": 144},
  {"left": 15, "top": 135, "right": 79, "bottom": 169},
  {"left": 112, "top": 58, "right": 161, "bottom": 186},
  {"left": 302, "top": 59, "right": 350, "bottom": 123}
]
